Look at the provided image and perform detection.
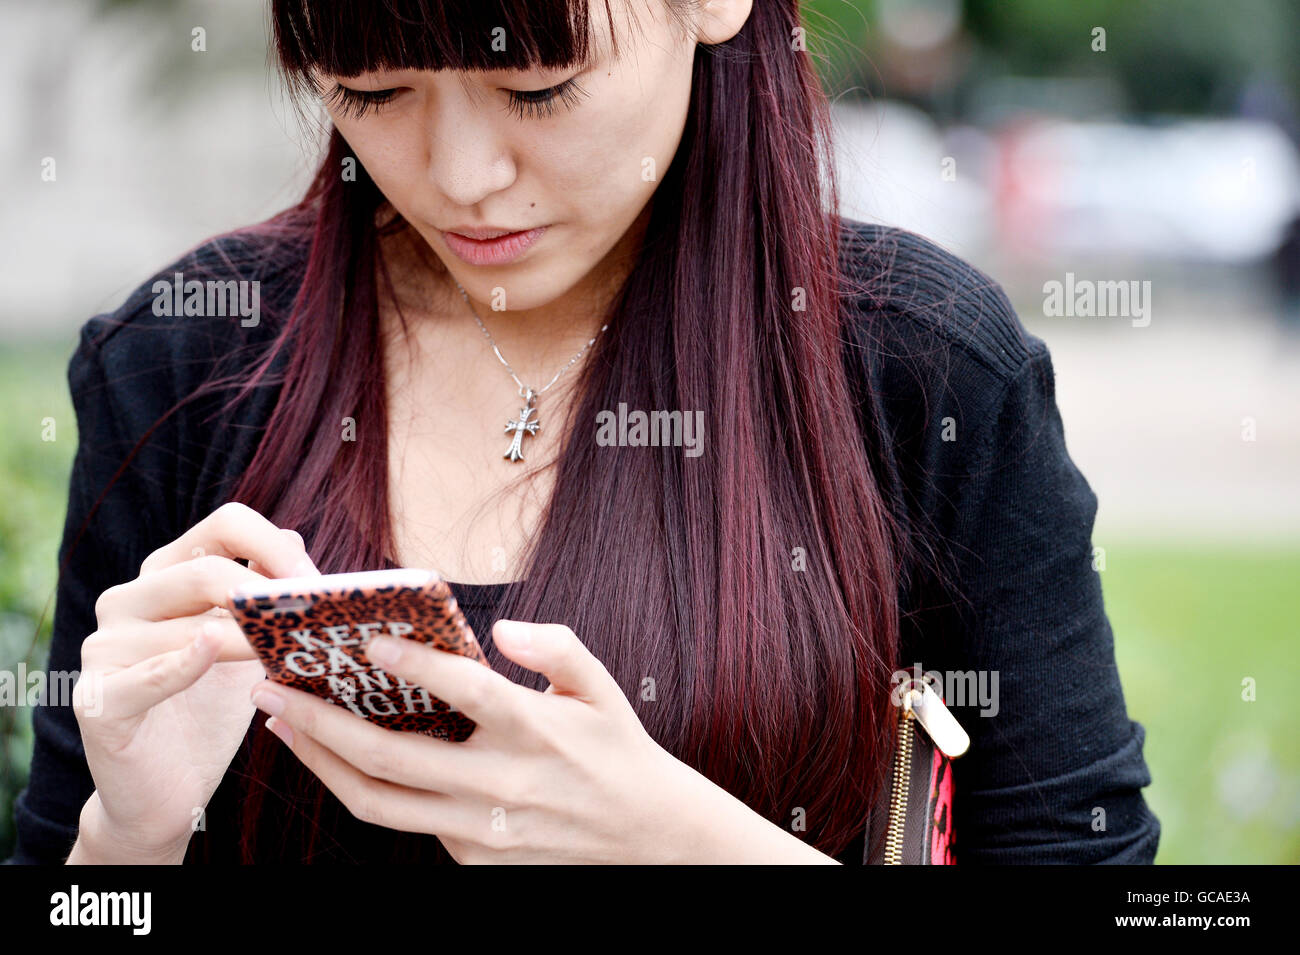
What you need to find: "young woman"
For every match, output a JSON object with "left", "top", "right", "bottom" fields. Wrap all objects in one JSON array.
[{"left": 10, "top": 0, "right": 1160, "bottom": 864}]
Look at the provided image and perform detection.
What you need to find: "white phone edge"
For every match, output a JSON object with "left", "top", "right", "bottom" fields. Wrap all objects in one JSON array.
[{"left": 227, "top": 566, "right": 440, "bottom": 601}]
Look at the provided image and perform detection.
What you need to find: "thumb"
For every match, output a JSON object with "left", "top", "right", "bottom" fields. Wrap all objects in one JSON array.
[{"left": 492, "top": 619, "right": 614, "bottom": 704}]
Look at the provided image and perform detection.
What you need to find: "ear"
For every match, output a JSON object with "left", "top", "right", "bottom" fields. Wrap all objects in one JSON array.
[{"left": 694, "top": 0, "right": 754, "bottom": 46}]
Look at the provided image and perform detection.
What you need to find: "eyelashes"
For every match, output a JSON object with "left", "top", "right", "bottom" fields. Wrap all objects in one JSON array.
[
  {"left": 324, "top": 84, "right": 399, "bottom": 119},
  {"left": 502, "top": 77, "right": 590, "bottom": 120},
  {"left": 325, "top": 77, "right": 591, "bottom": 121},
  {"left": 323, "top": 84, "right": 397, "bottom": 119}
]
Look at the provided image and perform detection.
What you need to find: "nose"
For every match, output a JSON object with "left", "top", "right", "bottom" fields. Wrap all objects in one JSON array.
[{"left": 424, "top": 88, "right": 517, "bottom": 206}]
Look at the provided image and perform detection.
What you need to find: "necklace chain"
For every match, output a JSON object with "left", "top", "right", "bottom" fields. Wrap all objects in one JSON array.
[{"left": 453, "top": 280, "right": 608, "bottom": 403}]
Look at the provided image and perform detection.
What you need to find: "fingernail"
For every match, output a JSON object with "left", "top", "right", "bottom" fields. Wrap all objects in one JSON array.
[
  {"left": 366, "top": 636, "right": 400, "bottom": 667},
  {"left": 292, "top": 557, "right": 320, "bottom": 577},
  {"left": 266, "top": 716, "right": 294, "bottom": 746},
  {"left": 195, "top": 619, "right": 221, "bottom": 649},
  {"left": 251, "top": 688, "right": 284, "bottom": 717},
  {"left": 494, "top": 619, "right": 531, "bottom": 648}
]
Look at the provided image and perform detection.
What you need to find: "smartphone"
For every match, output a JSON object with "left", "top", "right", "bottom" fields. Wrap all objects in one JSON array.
[{"left": 226, "top": 567, "right": 489, "bottom": 741}]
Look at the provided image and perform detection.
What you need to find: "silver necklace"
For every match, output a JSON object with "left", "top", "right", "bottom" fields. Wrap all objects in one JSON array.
[{"left": 454, "top": 280, "right": 608, "bottom": 463}]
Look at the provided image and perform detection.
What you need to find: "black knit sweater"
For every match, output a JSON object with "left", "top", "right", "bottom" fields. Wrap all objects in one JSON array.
[{"left": 6, "top": 219, "right": 1160, "bottom": 864}]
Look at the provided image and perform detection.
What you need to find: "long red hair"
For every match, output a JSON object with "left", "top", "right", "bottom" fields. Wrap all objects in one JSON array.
[{"left": 172, "top": 0, "right": 908, "bottom": 862}]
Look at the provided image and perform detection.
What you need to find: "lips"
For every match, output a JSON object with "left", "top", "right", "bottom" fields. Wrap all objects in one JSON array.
[
  {"left": 440, "top": 226, "right": 548, "bottom": 266},
  {"left": 446, "top": 225, "right": 524, "bottom": 240}
]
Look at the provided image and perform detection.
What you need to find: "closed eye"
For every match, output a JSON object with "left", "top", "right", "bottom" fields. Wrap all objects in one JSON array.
[
  {"left": 325, "top": 75, "right": 592, "bottom": 121},
  {"left": 326, "top": 83, "right": 402, "bottom": 119},
  {"left": 503, "top": 77, "right": 590, "bottom": 120}
]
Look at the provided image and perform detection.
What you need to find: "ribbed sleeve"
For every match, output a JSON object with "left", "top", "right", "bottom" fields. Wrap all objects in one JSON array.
[
  {"left": 6, "top": 328, "right": 164, "bottom": 863},
  {"left": 943, "top": 347, "right": 1161, "bottom": 863}
]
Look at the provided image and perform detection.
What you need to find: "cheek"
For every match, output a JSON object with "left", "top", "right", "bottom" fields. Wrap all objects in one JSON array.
[
  {"left": 537, "top": 58, "right": 695, "bottom": 221},
  {"left": 335, "top": 120, "right": 425, "bottom": 206}
]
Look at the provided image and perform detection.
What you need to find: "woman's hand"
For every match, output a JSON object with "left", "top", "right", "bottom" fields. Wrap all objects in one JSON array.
[
  {"left": 69, "top": 502, "right": 319, "bottom": 864},
  {"left": 249, "top": 618, "right": 839, "bottom": 864}
]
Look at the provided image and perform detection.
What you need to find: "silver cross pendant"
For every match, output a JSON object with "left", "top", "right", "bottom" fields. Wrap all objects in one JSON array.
[{"left": 504, "top": 387, "right": 540, "bottom": 462}]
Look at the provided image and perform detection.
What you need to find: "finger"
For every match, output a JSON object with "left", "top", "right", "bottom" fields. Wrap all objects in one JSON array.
[
  {"left": 264, "top": 716, "right": 487, "bottom": 839},
  {"left": 138, "top": 501, "right": 317, "bottom": 579},
  {"left": 92, "top": 621, "right": 228, "bottom": 720},
  {"left": 99, "top": 554, "right": 269, "bottom": 623},
  {"left": 362, "top": 633, "right": 533, "bottom": 735},
  {"left": 249, "top": 681, "right": 490, "bottom": 795},
  {"left": 491, "top": 620, "right": 619, "bottom": 706},
  {"left": 81, "top": 614, "right": 256, "bottom": 670}
]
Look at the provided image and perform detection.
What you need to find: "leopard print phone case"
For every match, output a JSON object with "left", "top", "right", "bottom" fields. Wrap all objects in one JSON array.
[{"left": 227, "top": 568, "right": 489, "bottom": 741}]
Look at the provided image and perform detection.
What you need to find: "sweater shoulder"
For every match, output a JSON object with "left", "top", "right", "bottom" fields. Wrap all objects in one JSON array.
[
  {"left": 76, "top": 225, "right": 309, "bottom": 394},
  {"left": 66, "top": 226, "right": 309, "bottom": 536},
  {"left": 837, "top": 217, "right": 1047, "bottom": 388},
  {"left": 834, "top": 218, "right": 1064, "bottom": 557}
]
